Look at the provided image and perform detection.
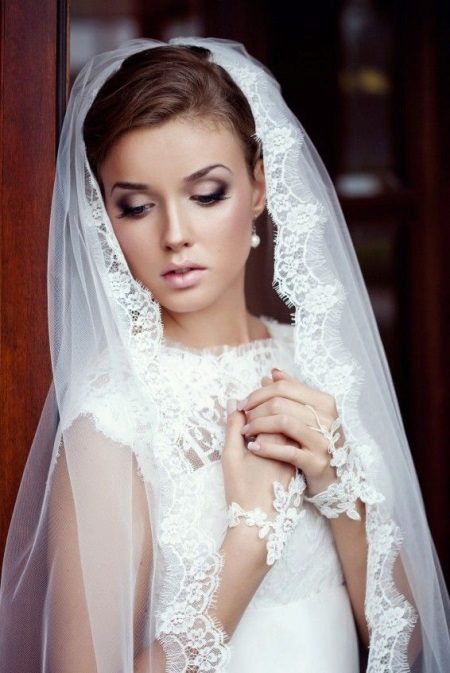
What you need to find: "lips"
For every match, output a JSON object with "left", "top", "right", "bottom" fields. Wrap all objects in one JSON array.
[
  {"left": 161, "top": 266, "right": 207, "bottom": 290},
  {"left": 161, "top": 261, "right": 206, "bottom": 276}
]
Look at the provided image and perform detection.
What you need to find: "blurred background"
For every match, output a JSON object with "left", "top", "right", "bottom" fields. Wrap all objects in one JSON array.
[{"left": 1, "top": 0, "right": 449, "bottom": 582}]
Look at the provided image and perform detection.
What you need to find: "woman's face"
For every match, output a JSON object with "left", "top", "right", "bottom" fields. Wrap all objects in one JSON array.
[{"left": 99, "top": 116, "right": 266, "bottom": 318}]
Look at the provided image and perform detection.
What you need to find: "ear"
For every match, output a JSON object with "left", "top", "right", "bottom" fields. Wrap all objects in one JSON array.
[{"left": 251, "top": 157, "right": 266, "bottom": 218}]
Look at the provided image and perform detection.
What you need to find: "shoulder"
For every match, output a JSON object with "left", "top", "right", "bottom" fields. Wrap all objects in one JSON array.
[{"left": 60, "top": 347, "right": 151, "bottom": 448}]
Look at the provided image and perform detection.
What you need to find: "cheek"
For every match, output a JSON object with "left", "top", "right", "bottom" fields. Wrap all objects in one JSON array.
[
  {"left": 110, "top": 222, "right": 159, "bottom": 276},
  {"left": 209, "top": 196, "right": 251, "bottom": 254}
]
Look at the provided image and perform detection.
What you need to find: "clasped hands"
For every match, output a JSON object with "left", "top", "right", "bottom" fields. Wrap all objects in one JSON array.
[{"left": 233, "top": 367, "right": 344, "bottom": 498}]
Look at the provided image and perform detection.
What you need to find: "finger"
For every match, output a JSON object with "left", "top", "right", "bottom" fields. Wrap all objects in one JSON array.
[
  {"left": 246, "top": 398, "right": 335, "bottom": 438},
  {"left": 223, "top": 399, "right": 247, "bottom": 457},
  {"left": 246, "top": 414, "right": 328, "bottom": 452},
  {"left": 246, "top": 438, "right": 312, "bottom": 472},
  {"left": 236, "top": 373, "right": 296, "bottom": 411},
  {"left": 240, "top": 376, "right": 327, "bottom": 414},
  {"left": 242, "top": 413, "right": 323, "bottom": 448},
  {"left": 245, "top": 396, "right": 312, "bottom": 426},
  {"left": 254, "top": 431, "right": 298, "bottom": 447}
]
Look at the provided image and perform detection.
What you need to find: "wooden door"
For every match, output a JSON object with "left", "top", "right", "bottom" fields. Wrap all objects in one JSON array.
[{"left": 0, "top": 0, "right": 68, "bottom": 562}]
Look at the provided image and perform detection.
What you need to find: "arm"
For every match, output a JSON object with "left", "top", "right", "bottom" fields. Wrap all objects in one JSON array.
[
  {"left": 327, "top": 498, "right": 369, "bottom": 646},
  {"left": 213, "top": 401, "right": 302, "bottom": 641},
  {"left": 297, "top": 448, "right": 369, "bottom": 647},
  {"left": 137, "top": 403, "right": 299, "bottom": 673},
  {"left": 328, "top": 495, "right": 422, "bottom": 662},
  {"left": 48, "top": 409, "right": 295, "bottom": 673},
  {"left": 237, "top": 370, "right": 373, "bottom": 648},
  {"left": 135, "top": 525, "right": 272, "bottom": 672},
  {"left": 209, "top": 524, "right": 272, "bottom": 639},
  {"left": 48, "top": 414, "right": 153, "bottom": 673}
]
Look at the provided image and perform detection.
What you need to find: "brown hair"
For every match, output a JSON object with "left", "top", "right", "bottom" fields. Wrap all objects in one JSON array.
[{"left": 82, "top": 45, "right": 262, "bottom": 187}]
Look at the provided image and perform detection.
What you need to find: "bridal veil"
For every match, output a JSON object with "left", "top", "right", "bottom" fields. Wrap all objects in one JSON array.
[{"left": 0, "top": 36, "right": 449, "bottom": 673}]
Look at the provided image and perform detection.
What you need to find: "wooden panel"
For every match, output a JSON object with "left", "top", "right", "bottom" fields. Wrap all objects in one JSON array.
[
  {"left": 0, "top": 0, "right": 66, "bottom": 562},
  {"left": 402, "top": 1, "right": 449, "bottom": 576},
  {"left": 435, "top": 0, "right": 450, "bottom": 578}
]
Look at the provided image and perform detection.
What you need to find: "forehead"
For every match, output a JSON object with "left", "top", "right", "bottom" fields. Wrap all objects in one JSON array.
[{"left": 99, "top": 117, "right": 245, "bottom": 185}]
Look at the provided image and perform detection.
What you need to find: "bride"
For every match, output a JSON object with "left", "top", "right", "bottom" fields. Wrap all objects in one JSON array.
[{"left": 0, "top": 37, "right": 448, "bottom": 673}]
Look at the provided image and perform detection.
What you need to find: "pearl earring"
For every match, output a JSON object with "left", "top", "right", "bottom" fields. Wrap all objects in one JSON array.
[{"left": 251, "top": 221, "right": 261, "bottom": 248}]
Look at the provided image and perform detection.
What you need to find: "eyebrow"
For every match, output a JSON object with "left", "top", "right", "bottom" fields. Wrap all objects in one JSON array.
[{"left": 110, "top": 163, "right": 232, "bottom": 195}]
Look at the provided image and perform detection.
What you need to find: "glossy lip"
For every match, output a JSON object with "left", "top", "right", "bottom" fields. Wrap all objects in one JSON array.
[
  {"left": 161, "top": 267, "right": 207, "bottom": 290},
  {"left": 160, "top": 260, "right": 206, "bottom": 276}
]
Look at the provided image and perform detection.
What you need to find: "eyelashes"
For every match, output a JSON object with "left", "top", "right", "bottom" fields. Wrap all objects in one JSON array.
[
  {"left": 117, "top": 203, "right": 151, "bottom": 219},
  {"left": 194, "top": 187, "right": 229, "bottom": 206},
  {"left": 116, "top": 187, "right": 230, "bottom": 219}
]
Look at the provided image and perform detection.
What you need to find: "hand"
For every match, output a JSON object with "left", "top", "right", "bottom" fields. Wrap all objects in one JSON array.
[
  {"left": 237, "top": 368, "right": 343, "bottom": 496},
  {"left": 221, "top": 399, "right": 298, "bottom": 515}
]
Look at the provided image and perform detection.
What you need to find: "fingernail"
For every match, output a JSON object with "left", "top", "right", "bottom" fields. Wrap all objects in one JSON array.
[
  {"left": 247, "top": 441, "right": 261, "bottom": 451},
  {"left": 272, "top": 367, "right": 282, "bottom": 374},
  {"left": 227, "top": 399, "right": 237, "bottom": 415},
  {"left": 237, "top": 397, "right": 248, "bottom": 410}
]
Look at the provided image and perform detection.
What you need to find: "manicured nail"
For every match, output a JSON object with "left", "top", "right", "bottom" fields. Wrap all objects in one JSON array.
[
  {"left": 227, "top": 399, "right": 237, "bottom": 415},
  {"left": 241, "top": 424, "right": 250, "bottom": 434},
  {"left": 272, "top": 367, "right": 283, "bottom": 374},
  {"left": 247, "top": 441, "right": 261, "bottom": 451},
  {"left": 237, "top": 397, "right": 248, "bottom": 410}
]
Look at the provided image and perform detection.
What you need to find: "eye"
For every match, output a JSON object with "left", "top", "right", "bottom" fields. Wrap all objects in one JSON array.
[
  {"left": 192, "top": 187, "right": 230, "bottom": 206},
  {"left": 117, "top": 203, "right": 152, "bottom": 219}
]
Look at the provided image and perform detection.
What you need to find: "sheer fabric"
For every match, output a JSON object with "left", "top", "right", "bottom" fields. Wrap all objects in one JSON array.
[{"left": 0, "top": 36, "right": 449, "bottom": 673}]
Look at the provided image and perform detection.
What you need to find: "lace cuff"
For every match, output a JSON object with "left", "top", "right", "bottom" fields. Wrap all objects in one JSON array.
[
  {"left": 304, "top": 474, "right": 362, "bottom": 520},
  {"left": 303, "top": 406, "right": 383, "bottom": 520},
  {"left": 226, "top": 470, "right": 306, "bottom": 565}
]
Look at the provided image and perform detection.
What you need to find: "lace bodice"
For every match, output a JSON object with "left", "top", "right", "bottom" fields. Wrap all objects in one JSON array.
[{"left": 154, "top": 315, "right": 344, "bottom": 608}]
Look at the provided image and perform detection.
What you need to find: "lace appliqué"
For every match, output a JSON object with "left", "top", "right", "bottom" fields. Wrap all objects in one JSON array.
[
  {"left": 154, "top": 465, "right": 232, "bottom": 671},
  {"left": 365, "top": 507, "right": 418, "bottom": 673},
  {"left": 303, "top": 407, "right": 383, "bottom": 520},
  {"left": 157, "top": 548, "right": 231, "bottom": 673},
  {"left": 227, "top": 470, "right": 306, "bottom": 565}
]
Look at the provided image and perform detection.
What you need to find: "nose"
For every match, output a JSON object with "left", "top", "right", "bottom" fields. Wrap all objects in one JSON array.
[{"left": 161, "top": 201, "right": 193, "bottom": 252}]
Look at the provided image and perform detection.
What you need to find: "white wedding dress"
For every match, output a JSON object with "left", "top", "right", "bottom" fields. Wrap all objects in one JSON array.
[
  {"left": 156, "top": 314, "right": 360, "bottom": 673},
  {"left": 62, "top": 313, "right": 360, "bottom": 673}
]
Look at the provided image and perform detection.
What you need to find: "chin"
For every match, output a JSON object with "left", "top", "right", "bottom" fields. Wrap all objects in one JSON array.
[
  {"left": 158, "top": 295, "right": 219, "bottom": 315},
  {"left": 141, "top": 269, "right": 242, "bottom": 314}
]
